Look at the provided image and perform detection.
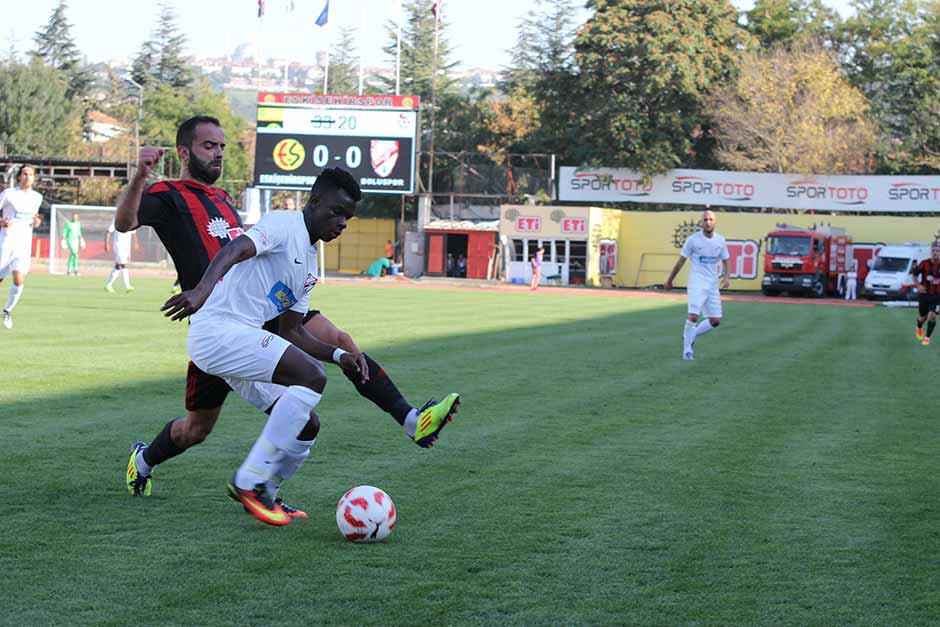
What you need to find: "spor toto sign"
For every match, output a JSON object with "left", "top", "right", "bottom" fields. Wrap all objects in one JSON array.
[
  {"left": 254, "top": 93, "right": 419, "bottom": 194},
  {"left": 559, "top": 167, "right": 940, "bottom": 213}
]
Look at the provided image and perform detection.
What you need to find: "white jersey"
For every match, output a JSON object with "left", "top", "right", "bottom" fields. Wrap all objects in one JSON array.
[
  {"left": 681, "top": 230, "right": 730, "bottom": 290},
  {"left": 191, "top": 210, "right": 318, "bottom": 328},
  {"left": 108, "top": 221, "right": 134, "bottom": 258},
  {"left": 0, "top": 187, "right": 43, "bottom": 251}
]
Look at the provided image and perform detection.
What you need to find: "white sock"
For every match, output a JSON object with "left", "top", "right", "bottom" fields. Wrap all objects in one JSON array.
[
  {"left": 135, "top": 450, "right": 153, "bottom": 476},
  {"left": 695, "top": 320, "right": 714, "bottom": 337},
  {"left": 105, "top": 269, "right": 118, "bottom": 287},
  {"left": 120, "top": 268, "right": 131, "bottom": 288},
  {"left": 268, "top": 443, "right": 314, "bottom": 499},
  {"left": 403, "top": 408, "right": 419, "bottom": 438},
  {"left": 683, "top": 320, "right": 696, "bottom": 351},
  {"left": 4, "top": 284, "right": 23, "bottom": 311},
  {"left": 235, "top": 386, "right": 321, "bottom": 490}
]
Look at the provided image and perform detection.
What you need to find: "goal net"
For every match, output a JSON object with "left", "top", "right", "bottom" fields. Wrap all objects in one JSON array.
[{"left": 48, "top": 204, "right": 175, "bottom": 276}]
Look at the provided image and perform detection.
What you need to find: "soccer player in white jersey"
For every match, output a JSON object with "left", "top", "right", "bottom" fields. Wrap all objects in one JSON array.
[
  {"left": 664, "top": 210, "right": 731, "bottom": 361},
  {"left": 104, "top": 220, "right": 135, "bottom": 292},
  {"left": 161, "top": 168, "right": 369, "bottom": 526},
  {"left": 0, "top": 165, "right": 43, "bottom": 329}
]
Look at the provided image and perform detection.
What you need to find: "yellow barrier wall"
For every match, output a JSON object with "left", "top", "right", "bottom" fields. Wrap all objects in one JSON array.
[
  {"left": 615, "top": 211, "right": 940, "bottom": 289},
  {"left": 321, "top": 217, "right": 396, "bottom": 274}
]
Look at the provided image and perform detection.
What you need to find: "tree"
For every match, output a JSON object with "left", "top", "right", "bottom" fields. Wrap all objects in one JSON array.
[
  {"left": 574, "top": 0, "right": 747, "bottom": 174},
  {"left": 132, "top": 2, "right": 193, "bottom": 89},
  {"left": 745, "top": 0, "right": 842, "bottom": 48},
  {"left": 134, "top": 78, "right": 251, "bottom": 196},
  {"left": 708, "top": 44, "right": 877, "bottom": 174},
  {"left": 380, "top": 0, "right": 458, "bottom": 101},
  {"left": 838, "top": 0, "right": 940, "bottom": 172},
  {"left": 31, "top": 0, "right": 92, "bottom": 99},
  {"left": 328, "top": 27, "right": 361, "bottom": 95},
  {"left": 0, "top": 58, "right": 79, "bottom": 156},
  {"left": 501, "top": 0, "right": 582, "bottom": 158}
]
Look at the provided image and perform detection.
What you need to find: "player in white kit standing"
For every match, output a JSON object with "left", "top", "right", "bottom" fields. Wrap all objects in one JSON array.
[
  {"left": 663, "top": 210, "right": 730, "bottom": 360},
  {"left": 104, "top": 220, "right": 135, "bottom": 292},
  {"left": 0, "top": 165, "right": 43, "bottom": 329},
  {"left": 161, "top": 167, "right": 367, "bottom": 526}
]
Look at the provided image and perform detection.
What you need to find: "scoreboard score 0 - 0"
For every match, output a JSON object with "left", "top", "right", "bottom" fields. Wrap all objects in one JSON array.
[{"left": 253, "top": 93, "right": 420, "bottom": 195}]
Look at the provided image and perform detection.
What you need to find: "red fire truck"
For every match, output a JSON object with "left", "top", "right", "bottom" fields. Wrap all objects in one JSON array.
[{"left": 761, "top": 224, "right": 852, "bottom": 297}]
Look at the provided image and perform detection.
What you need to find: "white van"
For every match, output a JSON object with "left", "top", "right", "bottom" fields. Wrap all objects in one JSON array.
[{"left": 864, "top": 242, "right": 933, "bottom": 300}]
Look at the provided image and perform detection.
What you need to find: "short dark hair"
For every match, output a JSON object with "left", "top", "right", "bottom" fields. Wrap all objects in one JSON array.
[
  {"left": 176, "top": 115, "right": 221, "bottom": 148},
  {"left": 310, "top": 167, "right": 362, "bottom": 202},
  {"left": 16, "top": 164, "right": 35, "bottom": 179}
]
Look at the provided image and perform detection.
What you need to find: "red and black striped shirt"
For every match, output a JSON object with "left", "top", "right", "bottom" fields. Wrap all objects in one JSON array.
[
  {"left": 914, "top": 258, "right": 940, "bottom": 295},
  {"left": 138, "top": 180, "right": 245, "bottom": 291}
]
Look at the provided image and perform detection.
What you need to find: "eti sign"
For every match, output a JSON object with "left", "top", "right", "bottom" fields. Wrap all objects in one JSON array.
[
  {"left": 516, "top": 216, "right": 542, "bottom": 232},
  {"left": 561, "top": 218, "right": 586, "bottom": 234}
]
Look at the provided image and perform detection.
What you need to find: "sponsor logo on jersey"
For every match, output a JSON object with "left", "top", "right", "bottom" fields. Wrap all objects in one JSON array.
[
  {"left": 261, "top": 334, "right": 274, "bottom": 348},
  {"left": 206, "top": 217, "right": 244, "bottom": 241},
  {"left": 267, "top": 281, "right": 297, "bottom": 312},
  {"left": 370, "top": 140, "right": 399, "bottom": 178}
]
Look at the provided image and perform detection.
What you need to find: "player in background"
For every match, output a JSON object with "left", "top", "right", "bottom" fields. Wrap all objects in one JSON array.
[
  {"left": 161, "top": 169, "right": 369, "bottom": 525},
  {"left": 912, "top": 243, "right": 940, "bottom": 346},
  {"left": 104, "top": 219, "right": 135, "bottom": 292},
  {"left": 62, "top": 212, "right": 86, "bottom": 276},
  {"left": 0, "top": 165, "right": 43, "bottom": 329},
  {"left": 116, "top": 117, "right": 458, "bottom": 516},
  {"left": 663, "top": 210, "right": 731, "bottom": 361},
  {"left": 530, "top": 245, "right": 544, "bottom": 290}
]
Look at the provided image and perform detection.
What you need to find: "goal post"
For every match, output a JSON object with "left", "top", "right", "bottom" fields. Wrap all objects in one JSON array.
[{"left": 48, "top": 204, "right": 175, "bottom": 275}]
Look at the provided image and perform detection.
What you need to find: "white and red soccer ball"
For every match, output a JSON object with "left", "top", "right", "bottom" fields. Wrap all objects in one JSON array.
[{"left": 336, "top": 485, "right": 396, "bottom": 543}]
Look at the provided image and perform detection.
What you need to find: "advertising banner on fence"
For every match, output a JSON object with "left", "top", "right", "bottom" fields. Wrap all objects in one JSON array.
[{"left": 559, "top": 166, "right": 940, "bottom": 213}]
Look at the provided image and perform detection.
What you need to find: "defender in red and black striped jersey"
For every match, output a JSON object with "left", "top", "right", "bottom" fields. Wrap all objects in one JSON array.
[
  {"left": 912, "top": 243, "right": 940, "bottom": 346},
  {"left": 115, "top": 116, "right": 459, "bottom": 509},
  {"left": 137, "top": 179, "right": 245, "bottom": 292}
]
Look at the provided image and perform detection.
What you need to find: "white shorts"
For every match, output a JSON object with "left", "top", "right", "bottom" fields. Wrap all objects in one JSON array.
[
  {"left": 0, "top": 240, "right": 31, "bottom": 276},
  {"left": 226, "top": 377, "right": 286, "bottom": 412},
  {"left": 114, "top": 242, "right": 132, "bottom": 265},
  {"left": 188, "top": 318, "right": 292, "bottom": 386},
  {"left": 687, "top": 285, "right": 722, "bottom": 318}
]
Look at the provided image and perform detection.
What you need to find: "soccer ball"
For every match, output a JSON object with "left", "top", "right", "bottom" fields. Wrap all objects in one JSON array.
[{"left": 336, "top": 485, "right": 396, "bottom": 543}]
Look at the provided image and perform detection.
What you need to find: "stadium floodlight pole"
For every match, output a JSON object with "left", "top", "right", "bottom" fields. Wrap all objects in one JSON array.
[
  {"left": 395, "top": 0, "right": 402, "bottom": 95},
  {"left": 427, "top": 2, "right": 441, "bottom": 197},
  {"left": 125, "top": 76, "right": 143, "bottom": 158},
  {"left": 358, "top": 2, "right": 365, "bottom": 95}
]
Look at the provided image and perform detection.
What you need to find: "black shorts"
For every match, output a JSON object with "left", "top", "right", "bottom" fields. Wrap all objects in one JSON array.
[
  {"left": 918, "top": 293, "right": 940, "bottom": 317},
  {"left": 260, "top": 310, "right": 321, "bottom": 333},
  {"left": 185, "top": 361, "right": 230, "bottom": 411}
]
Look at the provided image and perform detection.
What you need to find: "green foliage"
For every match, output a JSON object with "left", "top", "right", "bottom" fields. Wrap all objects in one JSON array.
[
  {"left": 380, "top": 0, "right": 458, "bottom": 102},
  {"left": 0, "top": 58, "right": 79, "bottom": 156},
  {"left": 501, "top": 0, "right": 582, "bottom": 157},
  {"left": 574, "top": 0, "right": 747, "bottom": 174},
  {"left": 138, "top": 79, "right": 251, "bottom": 196},
  {"left": 745, "top": 0, "right": 842, "bottom": 48},
  {"left": 131, "top": 2, "right": 193, "bottom": 89},
  {"left": 328, "top": 26, "right": 361, "bottom": 95},
  {"left": 31, "top": 0, "right": 92, "bottom": 99},
  {"left": 839, "top": 0, "right": 940, "bottom": 172}
]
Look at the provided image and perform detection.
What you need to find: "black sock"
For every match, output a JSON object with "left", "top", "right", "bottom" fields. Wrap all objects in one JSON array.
[
  {"left": 344, "top": 353, "right": 412, "bottom": 425},
  {"left": 142, "top": 419, "right": 186, "bottom": 468},
  {"left": 918, "top": 319, "right": 925, "bottom": 328},
  {"left": 928, "top": 321, "right": 936, "bottom": 338}
]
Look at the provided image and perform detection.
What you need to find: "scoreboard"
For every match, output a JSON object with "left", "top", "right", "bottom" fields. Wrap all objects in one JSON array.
[{"left": 253, "top": 93, "right": 420, "bottom": 194}]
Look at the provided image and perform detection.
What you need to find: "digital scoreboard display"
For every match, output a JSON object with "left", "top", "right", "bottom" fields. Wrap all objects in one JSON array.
[{"left": 253, "top": 93, "right": 420, "bottom": 195}]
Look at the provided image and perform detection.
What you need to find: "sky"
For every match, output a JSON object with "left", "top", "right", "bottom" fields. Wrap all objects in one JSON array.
[{"left": 14, "top": 0, "right": 856, "bottom": 72}]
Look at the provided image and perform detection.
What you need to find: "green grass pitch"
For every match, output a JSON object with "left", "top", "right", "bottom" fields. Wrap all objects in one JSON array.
[{"left": 1, "top": 274, "right": 938, "bottom": 626}]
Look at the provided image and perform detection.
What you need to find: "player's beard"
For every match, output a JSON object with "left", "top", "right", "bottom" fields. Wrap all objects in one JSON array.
[{"left": 188, "top": 153, "right": 222, "bottom": 185}]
